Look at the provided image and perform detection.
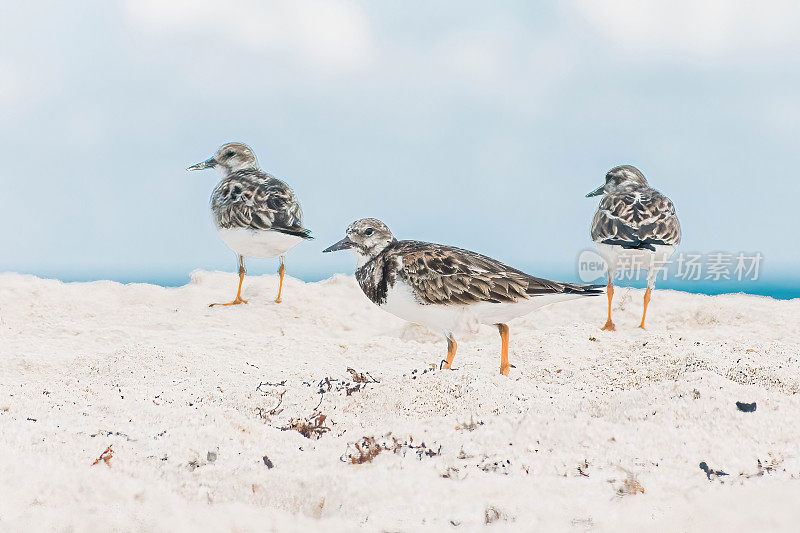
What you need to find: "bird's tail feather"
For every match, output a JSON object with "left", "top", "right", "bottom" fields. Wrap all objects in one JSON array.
[
  {"left": 526, "top": 282, "right": 603, "bottom": 297},
  {"left": 278, "top": 226, "right": 313, "bottom": 239}
]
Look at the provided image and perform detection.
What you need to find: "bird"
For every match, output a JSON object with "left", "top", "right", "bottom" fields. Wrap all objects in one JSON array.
[
  {"left": 586, "top": 165, "right": 681, "bottom": 330},
  {"left": 323, "top": 218, "right": 602, "bottom": 375},
  {"left": 187, "top": 142, "right": 312, "bottom": 306}
]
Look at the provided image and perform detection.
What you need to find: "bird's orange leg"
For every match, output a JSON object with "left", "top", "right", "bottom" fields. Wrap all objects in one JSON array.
[
  {"left": 498, "top": 323, "right": 514, "bottom": 376},
  {"left": 210, "top": 256, "right": 248, "bottom": 307},
  {"left": 274, "top": 256, "right": 285, "bottom": 304},
  {"left": 638, "top": 287, "right": 652, "bottom": 330},
  {"left": 441, "top": 336, "right": 457, "bottom": 370},
  {"left": 601, "top": 277, "right": 616, "bottom": 331}
]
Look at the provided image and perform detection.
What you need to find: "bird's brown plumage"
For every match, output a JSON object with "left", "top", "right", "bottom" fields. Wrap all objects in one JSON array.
[
  {"left": 356, "top": 240, "right": 600, "bottom": 306},
  {"left": 590, "top": 186, "right": 681, "bottom": 249},
  {"left": 211, "top": 170, "right": 311, "bottom": 238}
]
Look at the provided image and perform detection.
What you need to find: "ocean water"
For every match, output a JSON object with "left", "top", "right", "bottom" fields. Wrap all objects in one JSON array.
[{"left": 616, "top": 279, "right": 800, "bottom": 300}]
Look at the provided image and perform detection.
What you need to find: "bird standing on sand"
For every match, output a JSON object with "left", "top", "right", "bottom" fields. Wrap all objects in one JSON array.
[
  {"left": 586, "top": 165, "right": 681, "bottom": 330},
  {"left": 324, "top": 219, "right": 601, "bottom": 375},
  {"left": 188, "top": 142, "right": 312, "bottom": 306}
]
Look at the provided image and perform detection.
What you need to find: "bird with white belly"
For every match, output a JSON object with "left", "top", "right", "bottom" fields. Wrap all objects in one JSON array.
[
  {"left": 586, "top": 165, "right": 681, "bottom": 330},
  {"left": 324, "top": 218, "right": 602, "bottom": 375},
  {"left": 188, "top": 142, "right": 312, "bottom": 306}
]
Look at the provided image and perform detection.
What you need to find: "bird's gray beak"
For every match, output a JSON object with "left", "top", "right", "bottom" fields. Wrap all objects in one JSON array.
[
  {"left": 586, "top": 185, "right": 605, "bottom": 197},
  {"left": 187, "top": 157, "right": 217, "bottom": 171},
  {"left": 323, "top": 236, "right": 354, "bottom": 253}
]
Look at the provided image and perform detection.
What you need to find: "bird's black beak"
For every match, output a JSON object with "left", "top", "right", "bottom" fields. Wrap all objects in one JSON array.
[
  {"left": 323, "top": 236, "right": 354, "bottom": 253},
  {"left": 187, "top": 157, "right": 217, "bottom": 171},
  {"left": 585, "top": 185, "right": 605, "bottom": 197}
]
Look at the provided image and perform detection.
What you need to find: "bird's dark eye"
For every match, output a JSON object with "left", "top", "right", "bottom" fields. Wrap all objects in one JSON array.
[
  {"left": 225, "top": 151, "right": 235, "bottom": 159},
  {"left": 365, "top": 228, "right": 374, "bottom": 236}
]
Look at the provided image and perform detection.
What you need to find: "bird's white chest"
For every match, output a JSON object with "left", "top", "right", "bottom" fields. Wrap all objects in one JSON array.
[
  {"left": 381, "top": 279, "right": 425, "bottom": 320},
  {"left": 595, "top": 243, "right": 676, "bottom": 272},
  {"left": 379, "top": 279, "right": 573, "bottom": 337},
  {"left": 216, "top": 227, "right": 303, "bottom": 258},
  {"left": 380, "top": 280, "right": 480, "bottom": 337},
  {"left": 595, "top": 243, "right": 677, "bottom": 288}
]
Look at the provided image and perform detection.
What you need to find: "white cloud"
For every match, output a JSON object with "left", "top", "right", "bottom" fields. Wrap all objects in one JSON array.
[
  {"left": 0, "top": 57, "right": 63, "bottom": 113},
  {"left": 122, "top": 0, "right": 375, "bottom": 71},
  {"left": 0, "top": 62, "right": 23, "bottom": 105},
  {"left": 435, "top": 30, "right": 514, "bottom": 83},
  {"left": 429, "top": 22, "right": 577, "bottom": 102},
  {"left": 566, "top": 0, "right": 800, "bottom": 59}
]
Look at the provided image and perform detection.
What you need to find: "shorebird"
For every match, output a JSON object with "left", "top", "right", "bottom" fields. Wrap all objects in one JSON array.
[
  {"left": 188, "top": 142, "right": 312, "bottom": 306},
  {"left": 323, "top": 218, "right": 601, "bottom": 375},
  {"left": 587, "top": 165, "right": 681, "bottom": 330}
]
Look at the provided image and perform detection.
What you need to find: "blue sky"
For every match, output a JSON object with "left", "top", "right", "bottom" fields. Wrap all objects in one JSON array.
[{"left": 1, "top": 1, "right": 798, "bottom": 292}]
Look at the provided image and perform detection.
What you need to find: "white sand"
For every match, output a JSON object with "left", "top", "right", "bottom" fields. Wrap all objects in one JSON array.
[{"left": 1, "top": 271, "right": 799, "bottom": 532}]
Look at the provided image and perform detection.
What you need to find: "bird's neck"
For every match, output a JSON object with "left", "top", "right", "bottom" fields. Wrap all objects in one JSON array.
[{"left": 355, "top": 240, "right": 396, "bottom": 268}]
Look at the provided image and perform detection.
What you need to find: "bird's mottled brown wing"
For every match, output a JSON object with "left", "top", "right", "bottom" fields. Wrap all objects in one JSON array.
[
  {"left": 591, "top": 188, "right": 681, "bottom": 249},
  {"left": 211, "top": 171, "right": 311, "bottom": 238},
  {"left": 392, "top": 241, "right": 596, "bottom": 305}
]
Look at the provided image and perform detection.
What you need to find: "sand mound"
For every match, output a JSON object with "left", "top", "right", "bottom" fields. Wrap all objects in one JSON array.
[{"left": 1, "top": 272, "right": 799, "bottom": 531}]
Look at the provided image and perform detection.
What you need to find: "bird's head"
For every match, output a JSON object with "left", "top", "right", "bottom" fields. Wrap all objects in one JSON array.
[
  {"left": 187, "top": 142, "right": 259, "bottom": 174},
  {"left": 323, "top": 218, "right": 396, "bottom": 265},
  {"left": 586, "top": 165, "right": 648, "bottom": 197}
]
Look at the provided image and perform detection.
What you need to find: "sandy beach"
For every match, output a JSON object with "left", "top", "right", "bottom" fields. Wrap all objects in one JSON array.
[{"left": 1, "top": 271, "right": 799, "bottom": 532}]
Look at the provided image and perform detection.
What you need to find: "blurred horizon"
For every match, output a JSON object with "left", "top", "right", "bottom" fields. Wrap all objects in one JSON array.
[
  {"left": 1, "top": 1, "right": 798, "bottom": 299},
  {"left": 17, "top": 262, "right": 800, "bottom": 300}
]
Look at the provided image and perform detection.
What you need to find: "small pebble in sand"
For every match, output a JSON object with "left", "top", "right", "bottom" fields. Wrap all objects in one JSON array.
[
  {"left": 736, "top": 402, "right": 757, "bottom": 412},
  {"left": 699, "top": 462, "right": 728, "bottom": 480}
]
